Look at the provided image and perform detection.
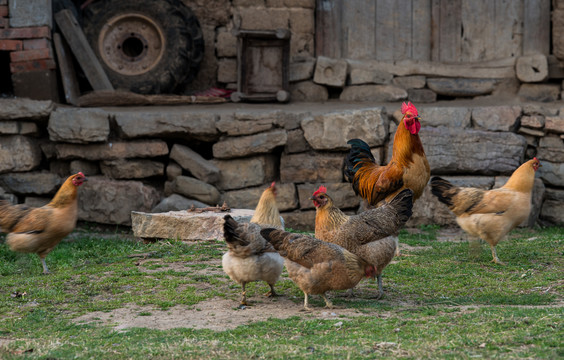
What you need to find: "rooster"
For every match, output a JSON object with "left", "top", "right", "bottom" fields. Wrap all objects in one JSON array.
[
  {"left": 260, "top": 227, "right": 376, "bottom": 310},
  {"left": 311, "top": 186, "right": 413, "bottom": 298},
  {"left": 430, "top": 158, "right": 541, "bottom": 265},
  {"left": 222, "top": 182, "right": 284, "bottom": 306},
  {"left": 344, "top": 101, "right": 430, "bottom": 255},
  {"left": 2, "top": 172, "right": 87, "bottom": 274}
]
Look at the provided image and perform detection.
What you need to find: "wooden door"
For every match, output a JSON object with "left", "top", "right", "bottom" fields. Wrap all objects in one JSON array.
[{"left": 315, "top": 0, "right": 550, "bottom": 62}]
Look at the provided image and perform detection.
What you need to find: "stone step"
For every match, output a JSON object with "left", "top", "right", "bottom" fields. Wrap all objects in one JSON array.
[{"left": 131, "top": 209, "right": 255, "bottom": 241}]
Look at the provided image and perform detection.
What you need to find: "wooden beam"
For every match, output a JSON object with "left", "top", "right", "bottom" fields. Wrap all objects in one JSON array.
[
  {"left": 53, "top": 32, "right": 80, "bottom": 105},
  {"left": 54, "top": 9, "right": 113, "bottom": 91}
]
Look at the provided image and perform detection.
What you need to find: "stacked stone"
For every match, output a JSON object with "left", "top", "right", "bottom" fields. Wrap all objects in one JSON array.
[{"left": 0, "top": 98, "right": 563, "bottom": 230}]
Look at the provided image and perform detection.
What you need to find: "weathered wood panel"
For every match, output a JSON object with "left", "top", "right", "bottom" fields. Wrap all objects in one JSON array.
[
  {"left": 316, "top": 0, "right": 550, "bottom": 63},
  {"left": 461, "top": 0, "right": 494, "bottom": 61},
  {"left": 412, "top": 0, "right": 432, "bottom": 61},
  {"left": 343, "top": 0, "right": 375, "bottom": 59},
  {"left": 495, "top": 0, "right": 523, "bottom": 58},
  {"left": 394, "top": 0, "right": 412, "bottom": 59},
  {"left": 315, "top": 0, "right": 342, "bottom": 58},
  {"left": 437, "top": 0, "right": 462, "bottom": 62},
  {"left": 375, "top": 0, "right": 395, "bottom": 60},
  {"left": 523, "top": 0, "right": 550, "bottom": 55}
]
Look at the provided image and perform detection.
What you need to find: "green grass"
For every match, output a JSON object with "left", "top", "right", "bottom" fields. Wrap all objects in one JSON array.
[{"left": 0, "top": 225, "right": 562, "bottom": 359}]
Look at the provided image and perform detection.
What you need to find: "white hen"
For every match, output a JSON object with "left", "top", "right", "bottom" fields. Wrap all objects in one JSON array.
[{"left": 222, "top": 182, "right": 285, "bottom": 305}]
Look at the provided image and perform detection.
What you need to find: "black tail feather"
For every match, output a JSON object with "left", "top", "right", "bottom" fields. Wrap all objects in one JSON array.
[
  {"left": 344, "top": 138, "right": 375, "bottom": 183},
  {"left": 223, "top": 215, "right": 248, "bottom": 246},
  {"left": 388, "top": 188, "right": 414, "bottom": 224},
  {"left": 430, "top": 176, "right": 456, "bottom": 207}
]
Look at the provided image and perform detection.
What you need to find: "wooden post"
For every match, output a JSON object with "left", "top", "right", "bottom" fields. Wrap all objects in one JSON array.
[{"left": 54, "top": 9, "right": 114, "bottom": 91}]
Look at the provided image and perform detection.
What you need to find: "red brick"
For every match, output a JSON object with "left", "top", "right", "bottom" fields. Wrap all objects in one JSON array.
[
  {"left": 0, "top": 39, "right": 22, "bottom": 50},
  {"left": 10, "top": 48, "right": 53, "bottom": 62},
  {"left": 23, "top": 37, "right": 51, "bottom": 50},
  {"left": 0, "top": 6, "right": 8, "bottom": 17},
  {"left": 0, "top": 17, "right": 7, "bottom": 28},
  {"left": 0, "top": 26, "right": 51, "bottom": 40},
  {"left": 10, "top": 59, "right": 56, "bottom": 73}
]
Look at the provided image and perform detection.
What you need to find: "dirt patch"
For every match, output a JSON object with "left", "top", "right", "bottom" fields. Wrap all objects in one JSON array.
[{"left": 73, "top": 296, "right": 382, "bottom": 331}]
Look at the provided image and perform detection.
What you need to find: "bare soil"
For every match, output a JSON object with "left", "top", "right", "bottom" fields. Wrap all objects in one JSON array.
[{"left": 72, "top": 227, "right": 559, "bottom": 332}]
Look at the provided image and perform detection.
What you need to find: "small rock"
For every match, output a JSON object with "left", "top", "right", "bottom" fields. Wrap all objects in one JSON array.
[
  {"left": 348, "top": 68, "right": 393, "bottom": 85},
  {"left": 516, "top": 54, "right": 548, "bottom": 83},
  {"left": 313, "top": 56, "right": 348, "bottom": 87},
  {"left": 407, "top": 88, "right": 436, "bottom": 103},
  {"left": 339, "top": 85, "right": 407, "bottom": 102},
  {"left": 518, "top": 84, "right": 561, "bottom": 102},
  {"left": 427, "top": 78, "right": 498, "bottom": 97}
]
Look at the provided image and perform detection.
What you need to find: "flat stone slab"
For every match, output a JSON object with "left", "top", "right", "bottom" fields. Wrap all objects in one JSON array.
[{"left": 131, "top": 209, "right": 255, "bottom": 241}]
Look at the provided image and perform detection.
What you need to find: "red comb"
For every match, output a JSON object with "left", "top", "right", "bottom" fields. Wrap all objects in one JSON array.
[
  {"left": 312, "top": 185, "right": 327, "bottom": 197},
  {"left": 270, "top": 181, "right": 276, "bottom": 188},
  {"left": 78, "top": 172, "right": 84, "bottom": 177},
  {"left": 401, "top": 101, "right": 418, "bottom": 116}
]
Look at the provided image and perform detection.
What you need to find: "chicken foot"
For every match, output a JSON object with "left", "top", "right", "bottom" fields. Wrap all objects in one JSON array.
[
  {"left": 321, "top": 294, "right": 334, "bottom": 309},
  {"left": 490, "top": 245, "right": 505, "bottom": 265},
  {"left": 264, "top": 284, "right": 278, "bottom": 298}
]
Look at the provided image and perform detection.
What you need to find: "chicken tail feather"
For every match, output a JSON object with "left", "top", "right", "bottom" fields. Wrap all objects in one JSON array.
[
  {"left": 344, "top": 138, "right": 375, "bottom": 183},
  {"left": 388, "top": 188, "right": 414, "bottom": 224},
  {"left": 430, "top": 177, "right": 457, "bottom": 207},
  {"left": 259, "top": 228, "right": 282, "bottom": 249},
  {"left": 223, "top": 215, "right": 249, "bottom": 246},
  {"left": 0, "top": 200, "right": 31, "bottom": 232}
]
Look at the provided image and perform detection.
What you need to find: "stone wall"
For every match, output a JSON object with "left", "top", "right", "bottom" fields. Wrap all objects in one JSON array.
[
  {"left": 0, "top": 98, "right": 563, "bottom": 231},
  {"left": 179, "top": 0, "right": 564, "bottom": 106}
]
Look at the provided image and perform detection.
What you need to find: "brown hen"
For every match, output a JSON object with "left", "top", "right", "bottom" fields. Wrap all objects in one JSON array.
[
  {"left": 260, "top": 227, "right": 376, "bottom": 310},
  {"left": 431, "top": 158, "right": 541, "bottom": 264},
  {"left": 311, "top": 186, "right": 413, "bottom": 297},
  {"left": 2, "top": 172, "right": 87, "bottom": 274}
]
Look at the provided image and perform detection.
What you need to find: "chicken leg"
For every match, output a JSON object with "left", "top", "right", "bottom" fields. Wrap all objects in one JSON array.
[
  {"left": 302, "top": 292, "right": 313, "bottom": 311},
  {"left": 40, "top": 255, "right": 50, "bottom": 275},
  {"left": 240, "top": 282, "right": 248, "bottom": 306},
  {"left": 490, "top": 245, "right": 505, "bottom": 265},
  {"left": 264, "top": 284, "right": 278, "bottom": 298}
]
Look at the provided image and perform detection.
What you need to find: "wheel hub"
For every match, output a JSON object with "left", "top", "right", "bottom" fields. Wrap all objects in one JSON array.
[{"left": 98, "top": 13, "right": 165, "bottom": 76}]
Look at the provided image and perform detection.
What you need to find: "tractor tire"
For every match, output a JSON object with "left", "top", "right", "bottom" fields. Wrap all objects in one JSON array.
[{"left": 82, "top": 0, "right": 204, "bottom": 94}]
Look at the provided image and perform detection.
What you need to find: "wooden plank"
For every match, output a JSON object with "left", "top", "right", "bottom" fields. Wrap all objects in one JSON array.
[
  {"left": 523, "top": 0, "right": 550, "bottom": 55},
  {"left": 461, "top": 0, "right": 494, "bottom": 61},
  {"left": 346, "top": 58, "right": 516, "bottom": 78},
  {"left": 77, "top": 90, "right": 227, "bottom": 107},
  {"left": 342, "top": 0, "right": 375, "bottom": 59},
  {"left": 53, "top": 32, "right": 80, "bottom": 106},
  {"left": 494, "top": 0, "right": 523, "bottom": 58},
  {"left": 315, "top": 0, "right": 342, "bottom": 58},
  {"left": 438, "top": 0, "right": 462, "bottom": 62},
  {"left": 375, "top": 0, "right": 396, "bottom": 61},
  {"left": 412, "top": 0, "right": 432, "bottom": 61},
  {"left": 394, "top": 0, "right": 412, "bottom": 59},
  {"left": 54, "top": 9, "right": 113, "bottom": 91},
  {"left": 430, "top": 0, "right": 441, "bottom": 61}
]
